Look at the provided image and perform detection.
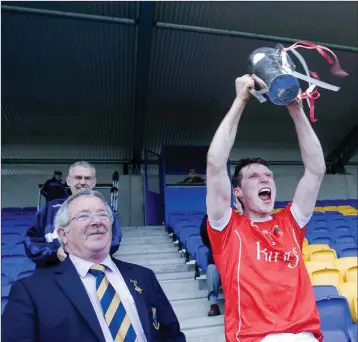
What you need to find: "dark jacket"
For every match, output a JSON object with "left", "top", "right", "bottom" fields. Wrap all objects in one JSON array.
[
  {"left": 199, "top": 214, "right": 214, "bottom": 265},
  {"left": 2, "top": 257, "right": 186, "bottom": 342}
]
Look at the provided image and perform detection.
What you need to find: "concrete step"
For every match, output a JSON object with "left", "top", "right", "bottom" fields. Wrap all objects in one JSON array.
[
  {"left": 160, "top": 278, "right": 202, "bottom": 296},
  {"left": 181, "top": 315, "right": 224, "bottom": 331},
  {"left": 164, "top": 287, "right": 208, "bottom": 301},
  {"left": 156, "top": 271, "right": 195, "bottom": 281},
  {"left": 121, "top": 226, "right": 165, "bottom": 232},
  {"left": 122, "top": 230, "right": 167, "bottom": 237},
  {"left": 116, "top": 243, "right": 177, "bottom": 255},
  {"left": 143, "top": 263, "right": 191, "bottom": 274},
  {"left": 172, "top": 297, "right": 225, "bottom": 320},
  {"left": 120, "top": 236, "right": 172, "bottom": 245},
  {"left": 118, "top": 251, "right": 181, "bottom": 264}
]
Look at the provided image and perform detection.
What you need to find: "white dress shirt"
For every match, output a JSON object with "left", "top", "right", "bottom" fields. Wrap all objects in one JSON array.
[{"left": 69, "top": 254, "right": 147, "bottom": 342}]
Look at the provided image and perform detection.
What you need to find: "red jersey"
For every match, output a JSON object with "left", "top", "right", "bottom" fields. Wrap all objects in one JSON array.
[{"left": 207, "top": 202, "right": 322, "bottom": 342}]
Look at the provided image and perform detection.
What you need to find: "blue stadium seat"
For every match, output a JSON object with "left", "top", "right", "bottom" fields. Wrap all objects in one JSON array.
[
  {"left": 196, "top": 245, "right": 209, "bottom": 272},
  {"left": 313, "top": 285, "right": 339, "bottom": 300},
  {"left": 336, "top": 235, "right": 356, "bottom": 245},
  {"left": 186, "top": 235, "right": 203, "bottom": 258},
  {"left": 321, "top": 330, "right": 347, "bottom": 342},
  {"left": 340, "top": 247, "right": 358, "bottom": 258},
  {"left": 179, "top": 225, "right": 200, "bottom": 246},
  {"left": 1, "top": 285, "right": 11, "bottom": 313},
  {"left": 349, "top": 323, "right": 357, "bottom": 342},
  {"left": 316, "top": 295, "right": 352, "bottom": 340},
  {"left": 173, "top": 220, "right": 194, "bottom": 236},
  {"left": 2, "top": 272, "right": 10, "bottom": 286},
  {"left": 16, "top": 269, "right": 35, "bottom": 281}
]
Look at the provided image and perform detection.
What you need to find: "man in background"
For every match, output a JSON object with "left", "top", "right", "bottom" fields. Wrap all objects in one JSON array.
[
  {"left": 40, "top": 170, "right": 68, "bottom": 202},
  {"left": 24, "top": 161, "right": 122, "bottom": 268}
]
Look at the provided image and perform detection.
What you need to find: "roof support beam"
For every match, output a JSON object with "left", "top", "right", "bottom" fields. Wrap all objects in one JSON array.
[
  {"left": 156, "top": 22, "right": 358, "bottom": 53},
  {"left": 1, "top": 5, "right": 135, "bottom": 25},
  {"left": 326, "top": 125, "right": 358, "bottom": 174},
  {"left": 131, "top": 2, "right": 155, "bottom": 173}
]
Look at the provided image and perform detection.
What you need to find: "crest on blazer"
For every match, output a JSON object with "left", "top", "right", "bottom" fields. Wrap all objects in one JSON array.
[
  {"left": 130, "top": 279, "right": 143, "bottom": 294},
  {"left": 152, "top": 307, "right": 160, "bottom": 330}
]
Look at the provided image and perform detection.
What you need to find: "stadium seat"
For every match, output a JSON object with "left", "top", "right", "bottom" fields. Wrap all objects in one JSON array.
[
  {"left": 313, "top": 285, "right": 339, "bottom": 299},
  {"left": 321, "top": 330, "right": 347, "bottom": 342},
  {"left": 186, "top": 235, "right": 203, "bottom": 258},
  {"left": 341, "top": 247, "right": 358, "bottom": 258},
  {"left": 336, "top": 235, "right": 357, "bottom": 245},
  {"left": 178, "top": 225, "right": 200, "bottom": 246},
  {"left": 335, "top": 257, "right": 358, "bottom": 280},
  {"left": 339, "top": 282, "right": 358, "bottom": 322},
  {"left": 303, "top": 238, "right": 308, "bottom": 247},
  {"left": 1, "top": 285, "right": 11, "bottom": 314},
  {"left": 310, "top": 249, "right": 337, "bottom": 262},
  {"left": 196, "top": 245, "right": 209, "bottom": 272},
  {"left": 303, "top": 244, "right": 331, "bottom": 261},
  {"left": 316, "top": 295, "right": 352, "bottom": 340},
  {"left": 311, "top": 268, "right": 343, "bottom": 289},
  {"left": 346, "top": 266, "right": 358, "bottom": 283},
  {"left": 305, "top": 261, "right": 336, "bottom": 279}
]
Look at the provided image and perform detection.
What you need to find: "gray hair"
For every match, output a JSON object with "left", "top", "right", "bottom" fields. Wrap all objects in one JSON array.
[
  {"left": 68, "top": 161, "right": 96, "bottom": 177},
  {"left": 55, "top": 189, "right": 113, "bottom": 246}
]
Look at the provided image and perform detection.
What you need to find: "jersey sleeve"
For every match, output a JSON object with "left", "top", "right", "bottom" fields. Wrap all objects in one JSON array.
[
  {"left": 207, "top": 208, "right": 237, "bottom": 256},
  {"left": 275, "top": 200, "right": 311, "bottom": 246}
]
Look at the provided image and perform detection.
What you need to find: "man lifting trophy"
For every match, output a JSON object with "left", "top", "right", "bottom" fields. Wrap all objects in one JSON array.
[{"left": 205, "top": 41, "right": 347, "bottom": 341}]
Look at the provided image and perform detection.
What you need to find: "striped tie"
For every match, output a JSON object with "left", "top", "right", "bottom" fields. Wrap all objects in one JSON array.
[{"left": 89, "top": 264, "right": 138, "bottom": 342}]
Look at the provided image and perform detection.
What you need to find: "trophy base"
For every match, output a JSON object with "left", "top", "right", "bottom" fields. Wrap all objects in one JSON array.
[{"left": 268, "top": 74, "right": 300, "bottom": 106}]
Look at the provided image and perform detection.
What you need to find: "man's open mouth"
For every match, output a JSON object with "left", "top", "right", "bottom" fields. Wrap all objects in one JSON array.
[{"left": 258, "top": 187, "right": 272, "bottom": 202}]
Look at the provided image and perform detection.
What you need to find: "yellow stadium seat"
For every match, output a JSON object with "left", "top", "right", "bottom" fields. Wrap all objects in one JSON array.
[
  {"left": 323, "top": 206, "right": 339, "bottom": 211},
  {"left": 303, "top": 238, "right": 308, "bottom": 247},
  {"left": 314, "top": 207, "right": 325, "bottom": 213},
  {"left": 342, "top": 210, "right": 358, "bottom": 216},
  {"left": 339, "top": 282, "right": 358, "bottom": 322},
  {"left": 303, "top": 244, "right": 330, "bottom": 261},
  {"left": 346, "top": 266, "right": 358, "bottom": 283},
  {"left": 310, "top": 249, "right": 337, "bottom": 262},
  {"left": 338, "top": 205, "right": 354, "bottom": 210},
  {"left": 305, "top": 261, "right": 336, "bottom": 279},
  {"left": 311, "top": 268, "right": 343, "bottom": 289},
  {"left": 335, "top": 257, "right": 358, "bottom": 280}
]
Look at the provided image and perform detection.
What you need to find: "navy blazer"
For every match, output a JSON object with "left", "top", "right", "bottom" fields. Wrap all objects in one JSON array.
[{"left": 2, "top": 257, "right": 186, "bottom": 342}]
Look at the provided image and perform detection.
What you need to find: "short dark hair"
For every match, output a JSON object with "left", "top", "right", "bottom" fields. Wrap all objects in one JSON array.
[{"left": 232, "top": 158, "right": 270, "bottom": 188}]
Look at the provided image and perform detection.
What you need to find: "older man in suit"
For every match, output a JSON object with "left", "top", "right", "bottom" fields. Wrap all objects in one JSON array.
[{"left": 2, "top": 190, "right": 185, "bottom": 342}]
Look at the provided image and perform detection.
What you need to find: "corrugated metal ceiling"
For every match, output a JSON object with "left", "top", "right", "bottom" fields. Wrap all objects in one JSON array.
[{"left": 1, "top": 1, "right": 357, "bottom": 162}]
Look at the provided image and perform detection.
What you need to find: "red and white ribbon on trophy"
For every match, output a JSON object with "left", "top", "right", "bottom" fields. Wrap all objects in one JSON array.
[{"left": 280, "top": 41, "right": 348, "bottom": 122}]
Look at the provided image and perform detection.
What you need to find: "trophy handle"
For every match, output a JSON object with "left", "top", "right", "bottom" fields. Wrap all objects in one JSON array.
[{"left": 249, "top": 88, "right": 268, "bottom": 103}]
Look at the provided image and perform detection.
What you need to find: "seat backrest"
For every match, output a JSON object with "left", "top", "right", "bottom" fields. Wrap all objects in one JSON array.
[
  {"left": 335, "top": 257, "right": 358, "bottom": 279},
  {"left": 311, "top": 237, "right": 333, "bottom": 246},
  {"left": 313, "top": 285, "right": 339, "bottom": 300},
  {"left": 312, "top": 268, "right": 343, "bottom": 289},
  {"left": 310, "top": 249, "right": 337, "bottom": 262},
  {"left": 346, "top": 266, "right": 358, "bottom": 283},
  {"left": 339, "top": 282, "right": 357, "bottom": 322},
  {"left": 336, "top": 235, "right": 356, "bottom": 244},
  {"left": 316, "top": 295, "right": 352, "bottom": 339},
  {"left": 341, "top": 247, "right": 358, "bottom": 258},
  {"left": 305, "top": 261, "right": 336, "bottom": 277}
]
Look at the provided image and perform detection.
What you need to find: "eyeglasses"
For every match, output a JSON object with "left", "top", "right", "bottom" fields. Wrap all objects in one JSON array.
[
  {"left": 69, "top": 176, "right": 95, "bottom": 182},
  {"left": 69, "top": 212, "right": 112, "bottom": 224}
]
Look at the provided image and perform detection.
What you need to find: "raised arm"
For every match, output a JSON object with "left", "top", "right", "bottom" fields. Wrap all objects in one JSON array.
[
  {"left": 288, "top": 99, "right": 326, "bottom": 219},
  {"left": 206, "top": 75, "right": 266, "bottom": 221}
]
